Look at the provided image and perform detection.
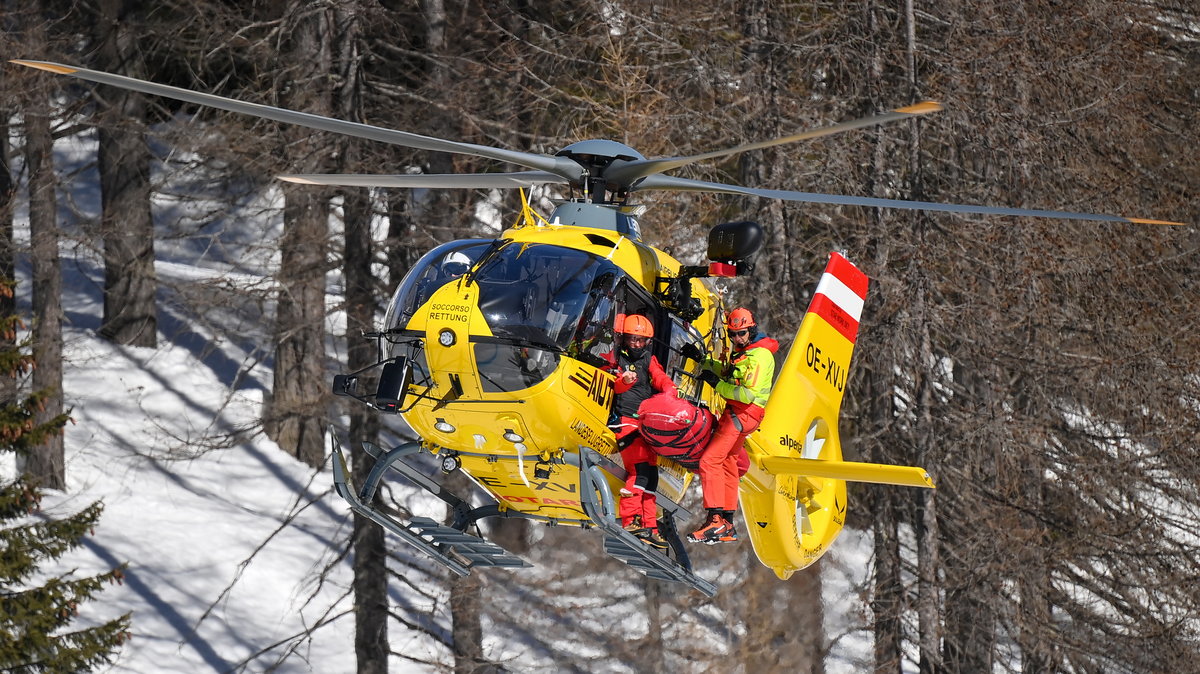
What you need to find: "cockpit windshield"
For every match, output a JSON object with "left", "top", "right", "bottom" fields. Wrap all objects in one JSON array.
[
  {"left": 473, "top": 243, "right": 621, "bottom": 351},
  {"left": 383, "top": 240, "right": 624, "bottom": 386}
]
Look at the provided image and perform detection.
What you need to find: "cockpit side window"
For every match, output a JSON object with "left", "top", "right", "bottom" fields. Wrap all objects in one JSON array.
[
  {"left": 384, "top": 239, "right": 492, "bottom": 332},
  {"left": 615, "top": 281, "right": 658, "bottom": 337},
  {"left": 607, "top": 279, "right": 669, "bottom": 365},
  {"left": 566, "top": 271, "right": 621, "bottom": 368}
]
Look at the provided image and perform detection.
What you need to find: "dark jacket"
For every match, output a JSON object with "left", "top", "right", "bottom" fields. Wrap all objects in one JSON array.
[{"left": 611, "top": 347, "right": 676, "bottom": 418}]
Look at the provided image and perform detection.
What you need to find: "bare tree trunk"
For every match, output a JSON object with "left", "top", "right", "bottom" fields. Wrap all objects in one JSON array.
[
  {"left": 442, "top": 468, "right": 490, "bottom": 673},
  {"left": 347, "top": 186, "right": 388, "bottom": 673},
  {"left": 1014, "top": 383, "right": 1057, "bottom": 673},
  {"left": 732, "top": 4, "right": 825, "bottom": 668},
  {"left": 913, "top": 295, "right": 941, "bottom": 674},
  {"left": 643, "top": 580, "right": 665, "bottom": 672},
  {"left": 901, "top": 4, "right": 942, "bottom": 670},
  {"left": 741, "top": 555, "right": 825, "bottom": 673},
  {"left": 941, "top": 371, "right": 996, "bottom": 672},
  {"left": 93, "top": 0, "right": 157, "bottom": 347},
  {"left": 942, "top": 581, "right": 994, "bottom": 671},
  {"left": 738, "top": 0, "right": 790, "bottom": 326},
  {"left": 347, "top": 200, "right": 387, "bottom": 673},
  {"left": 414, "top": 2, "right": 490, "bottom": 670},
  {"left": 0, "top": 107, "right": 16, "bottom": 406},
  {"left": 269, "top": 183, "right": 330, "bottom": 468},
  {"left": 334, "top": 6, "right": 390, "bottom": 668},
  {"left": 449, "top": 573, "right": 485, "bottom": 674},
  {"left": 384, "top": 192, "right": 418, "bottom": 290},
  {"left": 26, "top": 95, "right": 65, "bottom": 489},
  {"left": 872, "top": 491, "right": 903, "bottom": 674},
  {"left": 863, "top": 1, "right": 903, "bottom": 670},
  {"left": 266, "top": 3, "right": 333, "bottom": 468}
]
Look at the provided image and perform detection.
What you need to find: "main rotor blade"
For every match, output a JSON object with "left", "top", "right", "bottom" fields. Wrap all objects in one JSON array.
[
  {"left": 10, "top": 60, "right": 583, "bottom": 181},
  {"left": 279, "top": 171, "right": 571, "bottom": 189},
  {"left": 605, "top": 101, "right": 942, "bottom": 186},
  {"left": 634, "top": 174, "right": 1183, "bottom": 225}
]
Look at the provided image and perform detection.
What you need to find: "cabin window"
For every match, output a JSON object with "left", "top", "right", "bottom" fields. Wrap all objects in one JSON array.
[
  {"left": 615, "top": 282, "right": 658, "bottom": 334},
  {"left": 606, "top": 279, "right": 672, "bottom": 370},
  {"left": 665, "top": 319, "right": 706, "bottom": 399}
]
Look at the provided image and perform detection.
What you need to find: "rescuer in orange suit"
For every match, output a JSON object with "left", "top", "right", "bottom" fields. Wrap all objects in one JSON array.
[
  {"left": 607, "top": 313, "right": 677, "bottom": 551},
  {"left": 687, "top": 307, "right": 778, "bottom": 544}
]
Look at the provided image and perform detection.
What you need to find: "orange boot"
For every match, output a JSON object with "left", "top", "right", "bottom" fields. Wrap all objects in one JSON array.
[{"left": 687, "top": 510, "right": 731, "bottom": 544}]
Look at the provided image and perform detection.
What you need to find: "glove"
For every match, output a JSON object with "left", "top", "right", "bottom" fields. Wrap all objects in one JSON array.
[
  {"left": 698, "top": 369, "right": 721, "bottom": 387},
  {"left": 679, "top": 343, "right": 703, "bottom": 361}
]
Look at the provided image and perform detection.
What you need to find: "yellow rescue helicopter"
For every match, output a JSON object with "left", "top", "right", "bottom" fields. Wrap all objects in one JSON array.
[{"left": 13, "top": 59, "right": 1180, "bottom": 597}]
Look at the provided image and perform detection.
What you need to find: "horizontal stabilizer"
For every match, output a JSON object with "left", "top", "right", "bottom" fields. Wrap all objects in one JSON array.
[{"left": 759, "top": 455, "right": 935, "bottom": 488}]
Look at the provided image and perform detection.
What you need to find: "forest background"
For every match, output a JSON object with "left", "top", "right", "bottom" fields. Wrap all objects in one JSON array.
[{"left": 2, "top": 1, "right": 1198, "bottom": 672}]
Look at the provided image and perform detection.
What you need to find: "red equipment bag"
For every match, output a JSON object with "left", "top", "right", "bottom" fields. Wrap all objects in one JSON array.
[{"left": 636, "top": 392, "right": 715, "bottom": 470}]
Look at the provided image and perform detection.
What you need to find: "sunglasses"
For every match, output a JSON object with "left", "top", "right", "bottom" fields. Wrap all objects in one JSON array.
[{"left": 730, "top": 329, "right": 751, "bottom": 337}]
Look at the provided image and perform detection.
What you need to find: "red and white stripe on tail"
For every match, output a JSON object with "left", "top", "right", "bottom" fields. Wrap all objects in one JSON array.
[
  {"left": 759, "top": 253, "right": 870, "bottom": 435},
  {"left": 806, "top": 252, "right": 868, "bottom": 344}
]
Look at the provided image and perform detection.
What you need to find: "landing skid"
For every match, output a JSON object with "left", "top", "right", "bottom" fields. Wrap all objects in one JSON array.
[
  {"left": 576, "top": 449, "right": 718, "bottom": 597},
  {"left": 330, "top": 433, "right": 717, "bottom": 596},
  {"left": 330, "top": 435, "right": 531, "bottom": 576}
]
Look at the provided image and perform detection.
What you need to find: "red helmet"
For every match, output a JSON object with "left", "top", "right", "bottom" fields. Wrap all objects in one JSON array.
[
  {"left": 621, "top": 314, "right": 654, "bottom": 338},
  {"left": 726, "top": 307, "right": 755, "bottom": 331}
]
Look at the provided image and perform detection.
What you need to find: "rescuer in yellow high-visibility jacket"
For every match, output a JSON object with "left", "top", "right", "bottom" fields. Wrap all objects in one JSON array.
[{"left": 687, "top": 308, "right": 778, "bottom": 545}]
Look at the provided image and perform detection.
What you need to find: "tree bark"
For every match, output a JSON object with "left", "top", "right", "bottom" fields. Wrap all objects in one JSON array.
[
  {"left": 347, "top": 185, "right": 388, "bottom": 672},
  {"left": 901, "top": 4, "right": 942, "bottom": 670},
  {"left": 863, "top": 1, "right": 903, "bottom": 671},
  {"left": 449, "top": 572, "right": 485, "bottom": 674},
  {"left": 93, "top": 0, "right": 158, "bottom": 348},
  {"left": 741, "top": 555, "right": 825, "bottom": 674},
  {"left": 940, "top": 370, "right": 996, "bottom": 672},
  {"left": 872, "top": 491, "right": 902, "bottom": 674},
  {"left": 732, "top": 5, "right": 826, "bottom": 669},
  {"left": 265, "top": 3, "right": 333, "bottom": 468},
  {"left": 342, "top": 101, "right": 389, "bottom": 674},
  {"left": 384, "top": 192, "right": 419, "bottom": 291},
  {"left": 25, "top": 95, "right": 65, "bottom": 489},
  {"left": 334, "top": 6, "right": 390, "bottom": 668},
  {"left": 0, "top": 107, "right": 15, "bottom": 406},
  {"left": 414, "top": 2, "right": 490, "bottom": 670},
  {"left": 444, "top": 469, "right": 490, "bottom": 673}
]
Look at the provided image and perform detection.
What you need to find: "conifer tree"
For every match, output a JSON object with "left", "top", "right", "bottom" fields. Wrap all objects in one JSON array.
[{"left": 0, "top": 279, "right": 131, "bottom": 672}]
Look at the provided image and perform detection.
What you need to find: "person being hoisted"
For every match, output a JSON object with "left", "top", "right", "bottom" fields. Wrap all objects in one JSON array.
[
  {"left": 608, "top": 314, "right": 677, "bottom": 551},
  {"left": 688, "top": 307, "right": 779, "bottom": 544}
]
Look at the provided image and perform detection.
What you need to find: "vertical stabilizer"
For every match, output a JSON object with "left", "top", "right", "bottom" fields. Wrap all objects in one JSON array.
[{"left": 757, "top": 251, "right": 867, "bottom": 455}]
